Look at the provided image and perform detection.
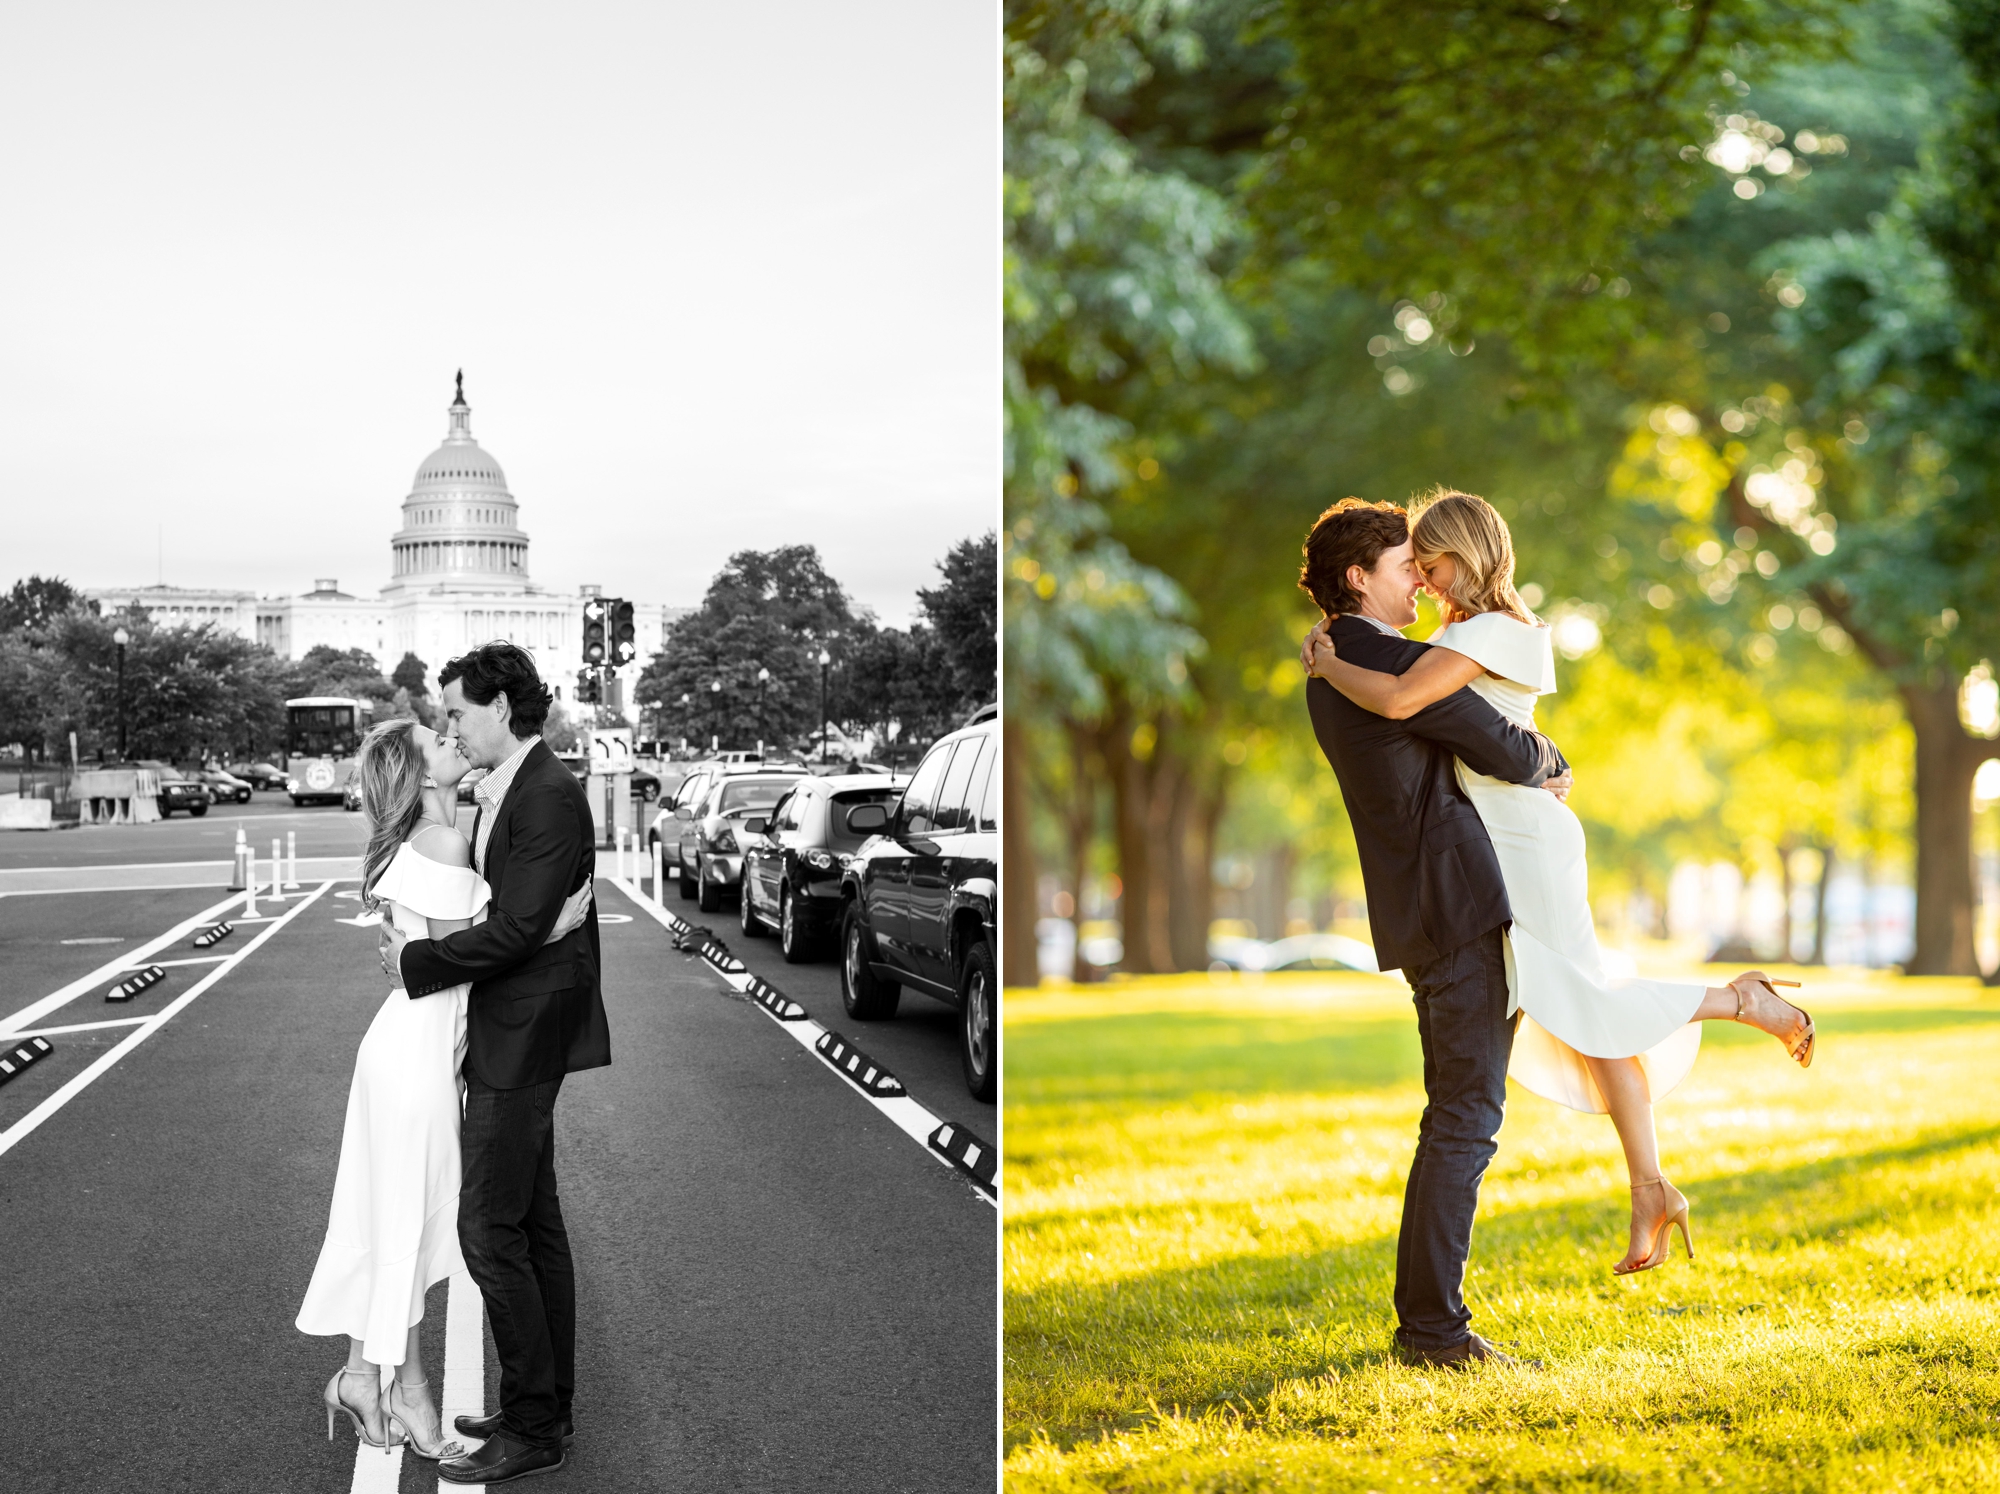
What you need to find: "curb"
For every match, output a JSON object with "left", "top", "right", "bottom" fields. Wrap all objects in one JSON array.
[{"left": 192, "top": 923, "right": 234, "bottom": 949}]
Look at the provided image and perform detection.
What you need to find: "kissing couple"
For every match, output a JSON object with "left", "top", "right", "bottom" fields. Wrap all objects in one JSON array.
[
  {"left": 295, "top": 641, "right": 612, "bottom": 1482},
  {"left": 1298, "top": 491, "right": 1815, "bottom": 1367}
]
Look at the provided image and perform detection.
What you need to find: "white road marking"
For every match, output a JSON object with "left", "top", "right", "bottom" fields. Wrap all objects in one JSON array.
[
  {"left": 0, "top": 882, "right": 335, "bottom": 1162},
  {"left": 606, "top": 877, "right": 996, "bottom": 1209},
  {"left": 118, "top": 954, "right": 232, "bottom": 970},
  {"left": 0, "top": 888, "right": 247, "bottom": 1037},
  {"left": 0, "top": 857, "right": 361, "bottom": 896},
  {"left": 441, "top": 1266, "right": 490, "bottom": 1487},
  {"left": 12, "top": 1016, "right": 152, "bottom": 1038},
  {"left": 347, "top": 1427, "right": 404, "bottom": 1491}
]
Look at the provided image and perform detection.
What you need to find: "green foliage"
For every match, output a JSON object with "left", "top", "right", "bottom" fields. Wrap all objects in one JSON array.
[{"left": 1257, "top": 0, "right": 1847, "bottom": 371}]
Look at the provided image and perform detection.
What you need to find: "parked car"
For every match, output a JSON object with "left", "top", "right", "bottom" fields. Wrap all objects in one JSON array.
[
  {"left": 630, "top": 766, "right": 661, "bottom": 803},
  {"left": 647, "top": 760, "right": 804, "bottom": 898},
  {"left": 676, "top": 770, "right": 809, "bottom": 913},
  {"left": 197, "top": 768, "right": 254, "bottom": 804},
  {"left": 342, "top": 775, "right": 365, "bottom": 812},
  {"left": 738, "top": 773, "right": 905, "bottom": 963},
  {"left": 119, "top": 760, "right": 209, "bottom": 818},
  {"left": 227, "top": 761, "right": 289, "bottom": 792},
  {"left": 456, "top": 767, "right": 488, "bottom": 805},
  {"left": 836, "top": 710, "right": 998, "bottom": 1100}
]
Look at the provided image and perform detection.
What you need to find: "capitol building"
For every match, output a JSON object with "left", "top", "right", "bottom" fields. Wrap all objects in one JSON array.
[{"left": 89, "top": 378, "right": 684, "bottom": 710}]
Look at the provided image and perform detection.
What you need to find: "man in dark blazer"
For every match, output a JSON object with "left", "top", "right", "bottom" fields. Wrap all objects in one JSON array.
[
  {"left": 383, "top": 641, "right": 611, "bottom": 1483},
  {"left": 1298, "top": 499, "right": 1570, "bottom": 1368}
]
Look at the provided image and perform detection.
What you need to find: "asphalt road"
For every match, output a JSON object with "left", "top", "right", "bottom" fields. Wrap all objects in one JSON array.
[
  {"left": 1, "top": 799, "right": 994, "bottom": 1134},
  {"left": 0, "top": 865, "right": 997, "bottom": 1491}
]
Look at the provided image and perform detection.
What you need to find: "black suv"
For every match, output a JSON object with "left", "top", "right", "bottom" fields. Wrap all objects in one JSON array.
[
  {"left": 115, "top": 761, "right": 209, "bottom": 818},
  {"left": 837, "top": 709, "right": 997, "bottom": 1100}
]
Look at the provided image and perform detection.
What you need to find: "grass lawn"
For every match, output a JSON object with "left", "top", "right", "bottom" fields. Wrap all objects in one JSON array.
[{"left": 1004, "top": 967, "right": 2000, "bottom": 1492}]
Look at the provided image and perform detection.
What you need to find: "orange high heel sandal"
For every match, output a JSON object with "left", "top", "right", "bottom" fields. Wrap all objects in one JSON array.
[{"left": 1613, "top": 1177, "right": 1693, "bottom": 1275}]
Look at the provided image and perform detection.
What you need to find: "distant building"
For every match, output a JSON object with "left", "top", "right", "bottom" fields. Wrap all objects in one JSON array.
[{"left": 89, "top": 377, "right": 688, "bottom": 707}]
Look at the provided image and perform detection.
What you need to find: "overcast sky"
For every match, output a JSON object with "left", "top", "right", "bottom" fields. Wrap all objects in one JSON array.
[{"left": 0, "top": 3, "right": 997, "bottom": 629}]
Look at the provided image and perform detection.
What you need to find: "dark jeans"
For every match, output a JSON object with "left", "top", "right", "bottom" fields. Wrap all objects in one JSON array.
[
  {"left": 1393, "top": 927, "right": 1514, "bottom": 1352},
  {"left": 460, "top": 1074, "right": 574, "bottom": 1450}
]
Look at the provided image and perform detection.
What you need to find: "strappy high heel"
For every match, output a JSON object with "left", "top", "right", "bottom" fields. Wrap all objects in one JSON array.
[
  {"left": 1733, "top": 972, "right": 1815, "bottom": 1068},
  {"left": 324, "top": 1368, "right": 390, "bottom": 1451},
  {"left": 385, "top": 1377, "right": 465, "bottom": 1461},
  {"left": 1613, "top": 1177, "right": 1692, "bottom": 1275}
]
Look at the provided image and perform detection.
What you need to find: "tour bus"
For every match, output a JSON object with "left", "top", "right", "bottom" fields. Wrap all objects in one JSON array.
[{"left": 284, "top": 696, "right": 372, "bottom": 806}]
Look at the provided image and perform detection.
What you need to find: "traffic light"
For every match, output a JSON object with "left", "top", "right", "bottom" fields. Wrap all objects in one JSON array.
[
  {"left": 575, "top": 670, "right": 602, "bottom": 705},
  {"left": 581, "top": 598, "right": 607, "bottom": 665},
  {"left": 611, "top": 599, "right": 637, "bottom": 665}
]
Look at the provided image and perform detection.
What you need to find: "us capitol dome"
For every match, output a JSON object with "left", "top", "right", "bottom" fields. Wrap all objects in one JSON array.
[{"left": 90, "top": 374, "right": 684, "bottom": 709}]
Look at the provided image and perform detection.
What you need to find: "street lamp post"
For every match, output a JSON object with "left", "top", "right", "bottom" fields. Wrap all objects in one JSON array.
[
  {"left": 678, "top": 692, "right": 690, "bottom": 755},
  {"left": 756, "top": 667, "right": 769, "bottom": 755},
  {"left": 711, "top": 678, "right": 722, "bottom": 753},
  {"left": 817, "top": 649, "right": 831, "bottom": 761},
  {"left": 113, "top": 627, "right": 130, "bottom": 759}
]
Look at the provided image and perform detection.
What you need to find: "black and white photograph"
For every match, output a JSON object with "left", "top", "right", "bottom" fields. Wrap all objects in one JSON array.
[{"left": 0, "top": 5, "right": 998, "bottom": 1490}]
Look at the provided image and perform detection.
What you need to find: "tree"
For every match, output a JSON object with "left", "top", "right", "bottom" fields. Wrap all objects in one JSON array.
[
  {"left": 284, "top": 646, "right": 395, "bottom": 706},
  {"left": 0, "top": 576, "right": 90, "bottom": 633},
  {"left": 917, "top": 531, "right": 999, "bottom": 708},
  {"left": 635, "top": 547, "right": 857, "bottom": 751},
  {"left": 391, "top": 652, "right": 431, "bottom": 699}
]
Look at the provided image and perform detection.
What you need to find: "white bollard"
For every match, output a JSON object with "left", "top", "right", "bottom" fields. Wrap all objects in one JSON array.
[
  {"left": 616, "top": 827, "right": 627, "bottom": 882},
  {"left": 243, "top": 848, "right": 260, "bottom": 918},
  {"left": 285, "top": 831, "right": 299, "bottom": 889},
  {"left": 653, "top": 839, "right": 664, "bottom": 908},
  {"left": 272, "top": 839, "right": 282, "bottom": 899}
]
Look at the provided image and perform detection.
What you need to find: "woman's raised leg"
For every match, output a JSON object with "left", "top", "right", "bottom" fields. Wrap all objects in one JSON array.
[
  {"left": 1692, "top": 971, "right": 1814, "bottom": 1064},
  {"left": 1583, "top": 1054, "right": 1691, "bottom": 1274}
]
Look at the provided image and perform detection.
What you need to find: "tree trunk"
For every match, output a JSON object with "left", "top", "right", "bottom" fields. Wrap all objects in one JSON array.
[
  {"left": 1165, "top": 767, "right": 1228, "bottom": 973},
  {"left": 1097, "top": 699, "right": 1158, "bottom": 974},
  {"left": 1778, "top": 840, "right": 1796, "bottom": 964},
  {"left": 1001, "top": 714, "right": 1041, "bottom": 987},
  {"left": 1902, "top": 680, "right": 1988, "bottom": 975},
  {"left": 1810, "top": 843, "right": 1834, "bottom": 967}
]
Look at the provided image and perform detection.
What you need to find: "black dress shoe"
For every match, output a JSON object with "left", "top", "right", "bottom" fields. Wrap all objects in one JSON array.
[
  {"left": 437, "top": 1432, "right": 567, "bottom": 1485},
  {"left": 455, "top": 1410, "right": 575, "bottom": 1446},
  {"left": 1399, "top": 1332, "right": 1542, "bottom": 1369}
]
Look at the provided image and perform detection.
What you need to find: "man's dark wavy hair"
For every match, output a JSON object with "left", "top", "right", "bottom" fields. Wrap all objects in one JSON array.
[
  {"left": 1299, "top": 497, "right": 1410, "bottom": 617},
  {"left": 439, "top": 641, "right": 552, "bottom": 737}
]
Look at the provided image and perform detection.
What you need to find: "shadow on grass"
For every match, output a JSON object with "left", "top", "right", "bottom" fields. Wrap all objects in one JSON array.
[{"left": 1005, "top": 1121, "right": 2000, "bottom": 1449}]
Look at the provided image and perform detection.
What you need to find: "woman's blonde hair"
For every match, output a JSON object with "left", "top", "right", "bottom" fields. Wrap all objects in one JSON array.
[
  {"left": 1409, "top": 488, "right": 1538, "bottom": 626},
  {"left": 357, "top": 719, "right": 427, "bottom": 909}
]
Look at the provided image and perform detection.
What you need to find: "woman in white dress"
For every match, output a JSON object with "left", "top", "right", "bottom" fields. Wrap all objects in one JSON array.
[
  {"left": 1304, "top": 491, "right": 1815, "bottom": 1274},
  {"left": 297, "top": 719, "right": 586, "bottom": 1457}
]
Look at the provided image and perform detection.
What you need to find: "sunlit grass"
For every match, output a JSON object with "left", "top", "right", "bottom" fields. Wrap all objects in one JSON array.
[{"left": 1004, "top": 967, "right": 2000, "bottom": 1491}]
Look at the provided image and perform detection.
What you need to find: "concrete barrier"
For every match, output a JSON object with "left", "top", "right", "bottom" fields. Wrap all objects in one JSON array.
[{"left": 0, "top": 794, "right": 54, "bottom": 831}]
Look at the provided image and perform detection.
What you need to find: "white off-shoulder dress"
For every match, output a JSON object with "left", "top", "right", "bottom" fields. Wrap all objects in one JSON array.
[
  {"left": 296, "top": 841, "right": 489, "bottom": 1365},
  {"left": 1430, "top": 612, "right": 1706, "bottom": 1112}
]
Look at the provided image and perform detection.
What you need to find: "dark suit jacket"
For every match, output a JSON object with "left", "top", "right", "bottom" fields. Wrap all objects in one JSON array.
[
  {"left": 1305, "top": 613, "right": 1570, "bottom": 974},
  {"left": 400, "top": 737, "right": 612, "bottom": 1089}
]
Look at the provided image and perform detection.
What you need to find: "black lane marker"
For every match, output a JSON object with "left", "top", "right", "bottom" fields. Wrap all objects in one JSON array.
[
  {"left": 105, "top": 966, "right": 167, "bottom": 1003},
  {"left": 814, "top": 1030, "right": 906, "bottom": 1097},
  {"left": 191, "top": 922, "right": 234, "bottom": 949},
  {"left": 745, "top": 974, "right": 809, "bottom": 1021},
  {"left": 0, "top": 1036, "right": 55, "bottom": 1087},
  {"left": 928, "top": 1121, "right": 997, "bottom": 1195}
]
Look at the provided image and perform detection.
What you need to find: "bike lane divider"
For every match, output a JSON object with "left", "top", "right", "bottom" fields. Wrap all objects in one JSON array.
[
  {"left": 0, "top": 887, "right": 252, "bottom": 1038},
  {"left": 0, "top": 880, "right": 337, "bottom": 1163},
  {"left": 607, "top": 876, "right": 997, "bottom": 1207}
]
